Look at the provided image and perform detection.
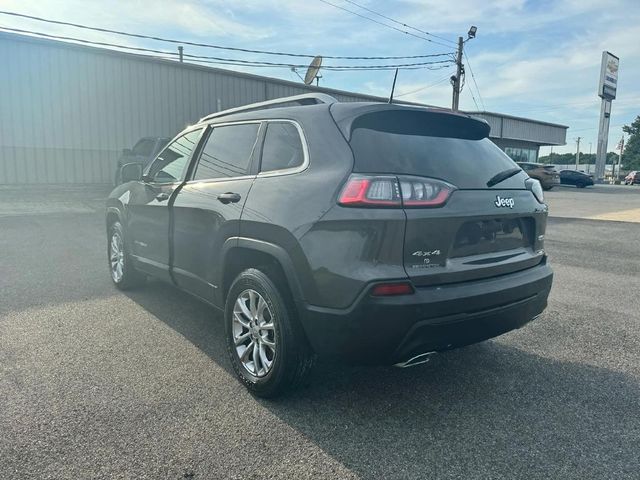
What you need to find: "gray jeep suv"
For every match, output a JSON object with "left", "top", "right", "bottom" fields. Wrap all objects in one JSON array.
[{"left": 106, "top": 94, "right": 553, "bottom": 397}]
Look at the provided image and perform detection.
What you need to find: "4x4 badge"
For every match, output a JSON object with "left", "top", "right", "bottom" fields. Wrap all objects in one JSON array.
[{"left": 494, "top": 195, "right": 515, "bottom": 208}]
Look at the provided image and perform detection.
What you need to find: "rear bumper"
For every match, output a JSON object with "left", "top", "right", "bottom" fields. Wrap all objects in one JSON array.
[
  {"left": 540, "top": 176, "right": 560, "bottom": 188},
  {"left": 298, "top": 258, "right": 553, "bottom": 364}
]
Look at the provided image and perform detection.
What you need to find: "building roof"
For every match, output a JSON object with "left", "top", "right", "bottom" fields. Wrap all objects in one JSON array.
[
  {"left": 466, "top": 110, "right": 568, "bottom": 130},
  {"left": 0, "top": 30, "right": 420, "bottom": 106},
  {"left": 1, "top": 30, "right": 568, "bottom": 147},
  {"left": 465, "top": 111, "right": 568, "bottom": 146}
]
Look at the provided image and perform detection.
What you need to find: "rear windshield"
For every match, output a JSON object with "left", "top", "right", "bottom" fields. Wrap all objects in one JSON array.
[{"left": 349, "top": 110, "right": 525, "bottom": 189}]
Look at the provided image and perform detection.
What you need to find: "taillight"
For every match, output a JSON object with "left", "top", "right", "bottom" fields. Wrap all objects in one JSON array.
[
  {"left": 338, "top": 175, "right": 401, "bottom": 207},
  {"left": 370, "top": 282, "right": 414, "bottom": 296},
  {"left": 525, "top": 178, "right": 544, "bottom": 204},
  {"left": 338, "top": 175, "right": 455, "bottom": 208},
  {"left": 398, "top": 176, "right": 455, "bottom": 207}
]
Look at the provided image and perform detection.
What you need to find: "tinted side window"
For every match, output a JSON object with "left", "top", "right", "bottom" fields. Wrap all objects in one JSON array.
[
  {"left": 132, "top": 138, "right": 155, "bottom": 156},
  {"left": 193, "top": 123, "right": 260, "bottom": 180},
  {"left": 149, "top": 129, "right": 202, "bottom": 183},
  {"left": 260, "top": 122, "right": 304, "bottom": 172}
]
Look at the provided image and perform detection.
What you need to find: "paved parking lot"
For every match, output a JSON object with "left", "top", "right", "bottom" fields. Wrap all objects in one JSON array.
[
  {"left": 1, "top": 184, "right": 639, "bottom": 479},
  {"left": 545, "top": 183, "right": 640, "bottom": 223}
]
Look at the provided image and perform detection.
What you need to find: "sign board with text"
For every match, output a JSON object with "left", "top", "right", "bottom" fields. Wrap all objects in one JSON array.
[{"left": 598, "top": 51, "right": 619, "bottom": 100}]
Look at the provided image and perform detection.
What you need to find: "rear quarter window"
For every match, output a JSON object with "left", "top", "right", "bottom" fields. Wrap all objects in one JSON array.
[{"left": 260, "top": 122, "right": 304, "bottom": 172}]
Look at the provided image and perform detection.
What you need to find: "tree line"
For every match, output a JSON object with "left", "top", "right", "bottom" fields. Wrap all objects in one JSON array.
[{"left": 538, "top": 152, "right": 619, "bottom": 166}]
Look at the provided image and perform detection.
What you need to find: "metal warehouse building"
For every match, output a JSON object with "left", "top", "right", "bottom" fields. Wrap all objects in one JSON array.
[{"left": 0, "top": 31, "right": 567, "bottom": 184}]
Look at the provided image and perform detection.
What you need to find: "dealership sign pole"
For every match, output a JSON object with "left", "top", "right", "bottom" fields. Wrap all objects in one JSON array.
[{"left": 595, "top": 51, "right": 619, "bottom": 182}]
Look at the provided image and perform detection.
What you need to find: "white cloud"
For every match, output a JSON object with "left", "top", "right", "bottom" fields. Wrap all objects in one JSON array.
[
  {"left": 2, "top": 0, "right": 639, "bottom": 154},
  {"left": 0, "top": 0, "right": 273, "bottom": 39}
]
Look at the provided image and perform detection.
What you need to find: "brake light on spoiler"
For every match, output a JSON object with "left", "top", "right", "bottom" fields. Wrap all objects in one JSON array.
[{"left": 338, "top": 175, "right": 456, "bottom": 208}]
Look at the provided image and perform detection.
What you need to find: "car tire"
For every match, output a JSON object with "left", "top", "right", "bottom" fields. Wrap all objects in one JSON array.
[
  {"left": 225, "top": 268, "right": 315, "bottom": 398},
  {"left": 542, "top": 185, "right": 553, "bottom": 191},
  {"left": 576, "top": 182, "right": 586, "bottom": 188},
  {"left": 107, "top": 221, "right": 146, "bottom": 290}
]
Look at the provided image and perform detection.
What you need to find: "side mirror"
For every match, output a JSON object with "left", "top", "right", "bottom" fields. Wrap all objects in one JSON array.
[
  {"left": 120, "top": 163, "right": 143, "bottom": 183},
  {"left": 122, "top": 148, "right": 133, "bottom": 155}
]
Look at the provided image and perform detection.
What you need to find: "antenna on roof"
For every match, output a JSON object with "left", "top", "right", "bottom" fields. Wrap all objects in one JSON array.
[
  {"left": 388, "top": 68, "right": 399, "bottom": 104},
  {"left": 304, "top": 56, "right": 323, "bottom": 86}
]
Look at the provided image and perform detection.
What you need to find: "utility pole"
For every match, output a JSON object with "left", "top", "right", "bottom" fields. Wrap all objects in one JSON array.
[
  {"left": 575, "top": 137, "right": 581, "bottom": 170},
  {"left": 178, "top": 46, "right": 184, "bottom": 63},
  {"left": 451, "top": 36, "right": 464, "bottom": 111},
  {"left": 616, "top": 135, "right": 624, "bottom": 181},
  {"left": 588, "top": 142, "right": 592, "bottom": 173},
  {"left": 451, "top": 26, "right": 477, "bottom": 111}
]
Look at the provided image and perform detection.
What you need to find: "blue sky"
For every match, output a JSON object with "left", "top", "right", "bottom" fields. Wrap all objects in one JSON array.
[{"left": 2, "top": 0, "right": 639, "bottom": 154}]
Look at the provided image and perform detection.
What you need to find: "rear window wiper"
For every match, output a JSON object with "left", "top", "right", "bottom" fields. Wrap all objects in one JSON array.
[{"left": 486, "top": 167, "right": 522, "bottom": 188}]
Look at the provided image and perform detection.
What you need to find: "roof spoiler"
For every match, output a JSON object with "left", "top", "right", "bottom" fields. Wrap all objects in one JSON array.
[{"left": 199, "top": 93, "right": 337, "bottom": 122}]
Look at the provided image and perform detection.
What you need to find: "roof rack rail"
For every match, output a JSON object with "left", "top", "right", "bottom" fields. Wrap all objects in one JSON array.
[{"left": 199, "top": 93, "right": 337, "bottom": 122}]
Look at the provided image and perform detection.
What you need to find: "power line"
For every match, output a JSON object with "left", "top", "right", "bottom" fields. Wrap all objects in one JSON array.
[
  {"left": 341, "top": 0, "right": 456, "bottom": 45},
  {"left": 316, "top": 0, "right": 454, "bottom": 48},
  {"left": 180, "top": 55, "right": 453, "bottom": 71},
  {"left": 0, "top": 26, "right": 454, "bottom": 70},
  {"left": 0, "top": 9, "right": 455, "bottom": 60},
  {"left": 463, "top": 51, "right": 485, "bottom": 110},
  {"left": 395, "top": 72, "right": 454, "bottom": 97},
  {"left": 466, "top": 81, "right": 480, "bottom": 110}
]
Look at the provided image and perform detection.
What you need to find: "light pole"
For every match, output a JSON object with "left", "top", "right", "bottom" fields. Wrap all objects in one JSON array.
[{"left": 451, "top": 26, "right": 477, "bottom": 111}]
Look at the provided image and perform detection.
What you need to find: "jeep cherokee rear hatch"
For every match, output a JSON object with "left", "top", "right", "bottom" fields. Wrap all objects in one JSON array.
[{"left": 333, "top": 104, "right": 546, "bottom": 287}]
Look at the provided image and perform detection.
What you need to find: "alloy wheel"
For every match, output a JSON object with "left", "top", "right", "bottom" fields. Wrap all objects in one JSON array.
[
  {"left": 110, "top": 231, "right": 124, "bottom": 283},
  {"left": 232, "top": 289, "right": 276, "bottom": 377}
]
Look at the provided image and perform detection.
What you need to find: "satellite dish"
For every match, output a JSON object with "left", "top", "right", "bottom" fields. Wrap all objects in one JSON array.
[{"left": 304, "top": 56, "right": 323, "bottom": 86}]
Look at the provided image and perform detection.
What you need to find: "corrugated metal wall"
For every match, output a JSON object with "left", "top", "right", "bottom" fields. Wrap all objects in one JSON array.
[
  {"left": 0, "top": 33, "right": 379, "bottom": 184},
  {"left": 470, "top": 112, "right": 567, "bottom": 146},
  {"left": 0, "top": 31, "right": 567, "bottom": 184}
]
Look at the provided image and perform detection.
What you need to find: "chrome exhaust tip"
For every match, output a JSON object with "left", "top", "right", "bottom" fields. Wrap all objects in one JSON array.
[{"left": 393, "top": 351, "right": 436, "bottom": 368}]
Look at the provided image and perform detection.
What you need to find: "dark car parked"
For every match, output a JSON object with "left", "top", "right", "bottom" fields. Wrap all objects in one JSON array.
[
  {"left": 517, "top": 162, "right": 560, "bottom": 190},
  {"left": 114, "top": 136, "right": 170, "bottom": 185},
  {"left": 560, "top": 169, "right": 594, "bottom": 188},
  {"left": 106, "top": 94, "right": 553, "bottom": 397},
  {"left": 624, "top": 171, "right": 640, "bottom": 185}
]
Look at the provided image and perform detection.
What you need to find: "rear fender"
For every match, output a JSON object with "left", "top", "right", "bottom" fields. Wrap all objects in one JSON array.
[{"left": 219, "top": 237, "right": 305, "bottom": 304}]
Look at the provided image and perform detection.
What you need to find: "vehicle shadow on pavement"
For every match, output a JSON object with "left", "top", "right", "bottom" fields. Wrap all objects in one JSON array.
[{"left": 126, "top": 280, "right": 640, "bottom": 480}]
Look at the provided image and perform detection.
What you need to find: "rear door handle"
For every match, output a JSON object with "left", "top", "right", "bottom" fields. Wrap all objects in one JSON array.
[
  {"left": 155, "top": 192, "right": 170, "bottom": 202},
  {"left": 217, "top": 192, "right": 242, "bottom": 204}
]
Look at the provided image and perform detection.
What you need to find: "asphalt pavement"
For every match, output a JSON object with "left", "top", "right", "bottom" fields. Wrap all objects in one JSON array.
[{"left": 1, "top": 185, "right": 639, "bottom": 479}]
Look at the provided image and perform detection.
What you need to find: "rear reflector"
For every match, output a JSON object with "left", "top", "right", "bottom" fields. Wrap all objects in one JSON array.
[
  {"left": 370, "top": 282, "right": 414, "bottom": 296},
  {"left": 338, "top": 174, "right": 455, "bottom": 208}
]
